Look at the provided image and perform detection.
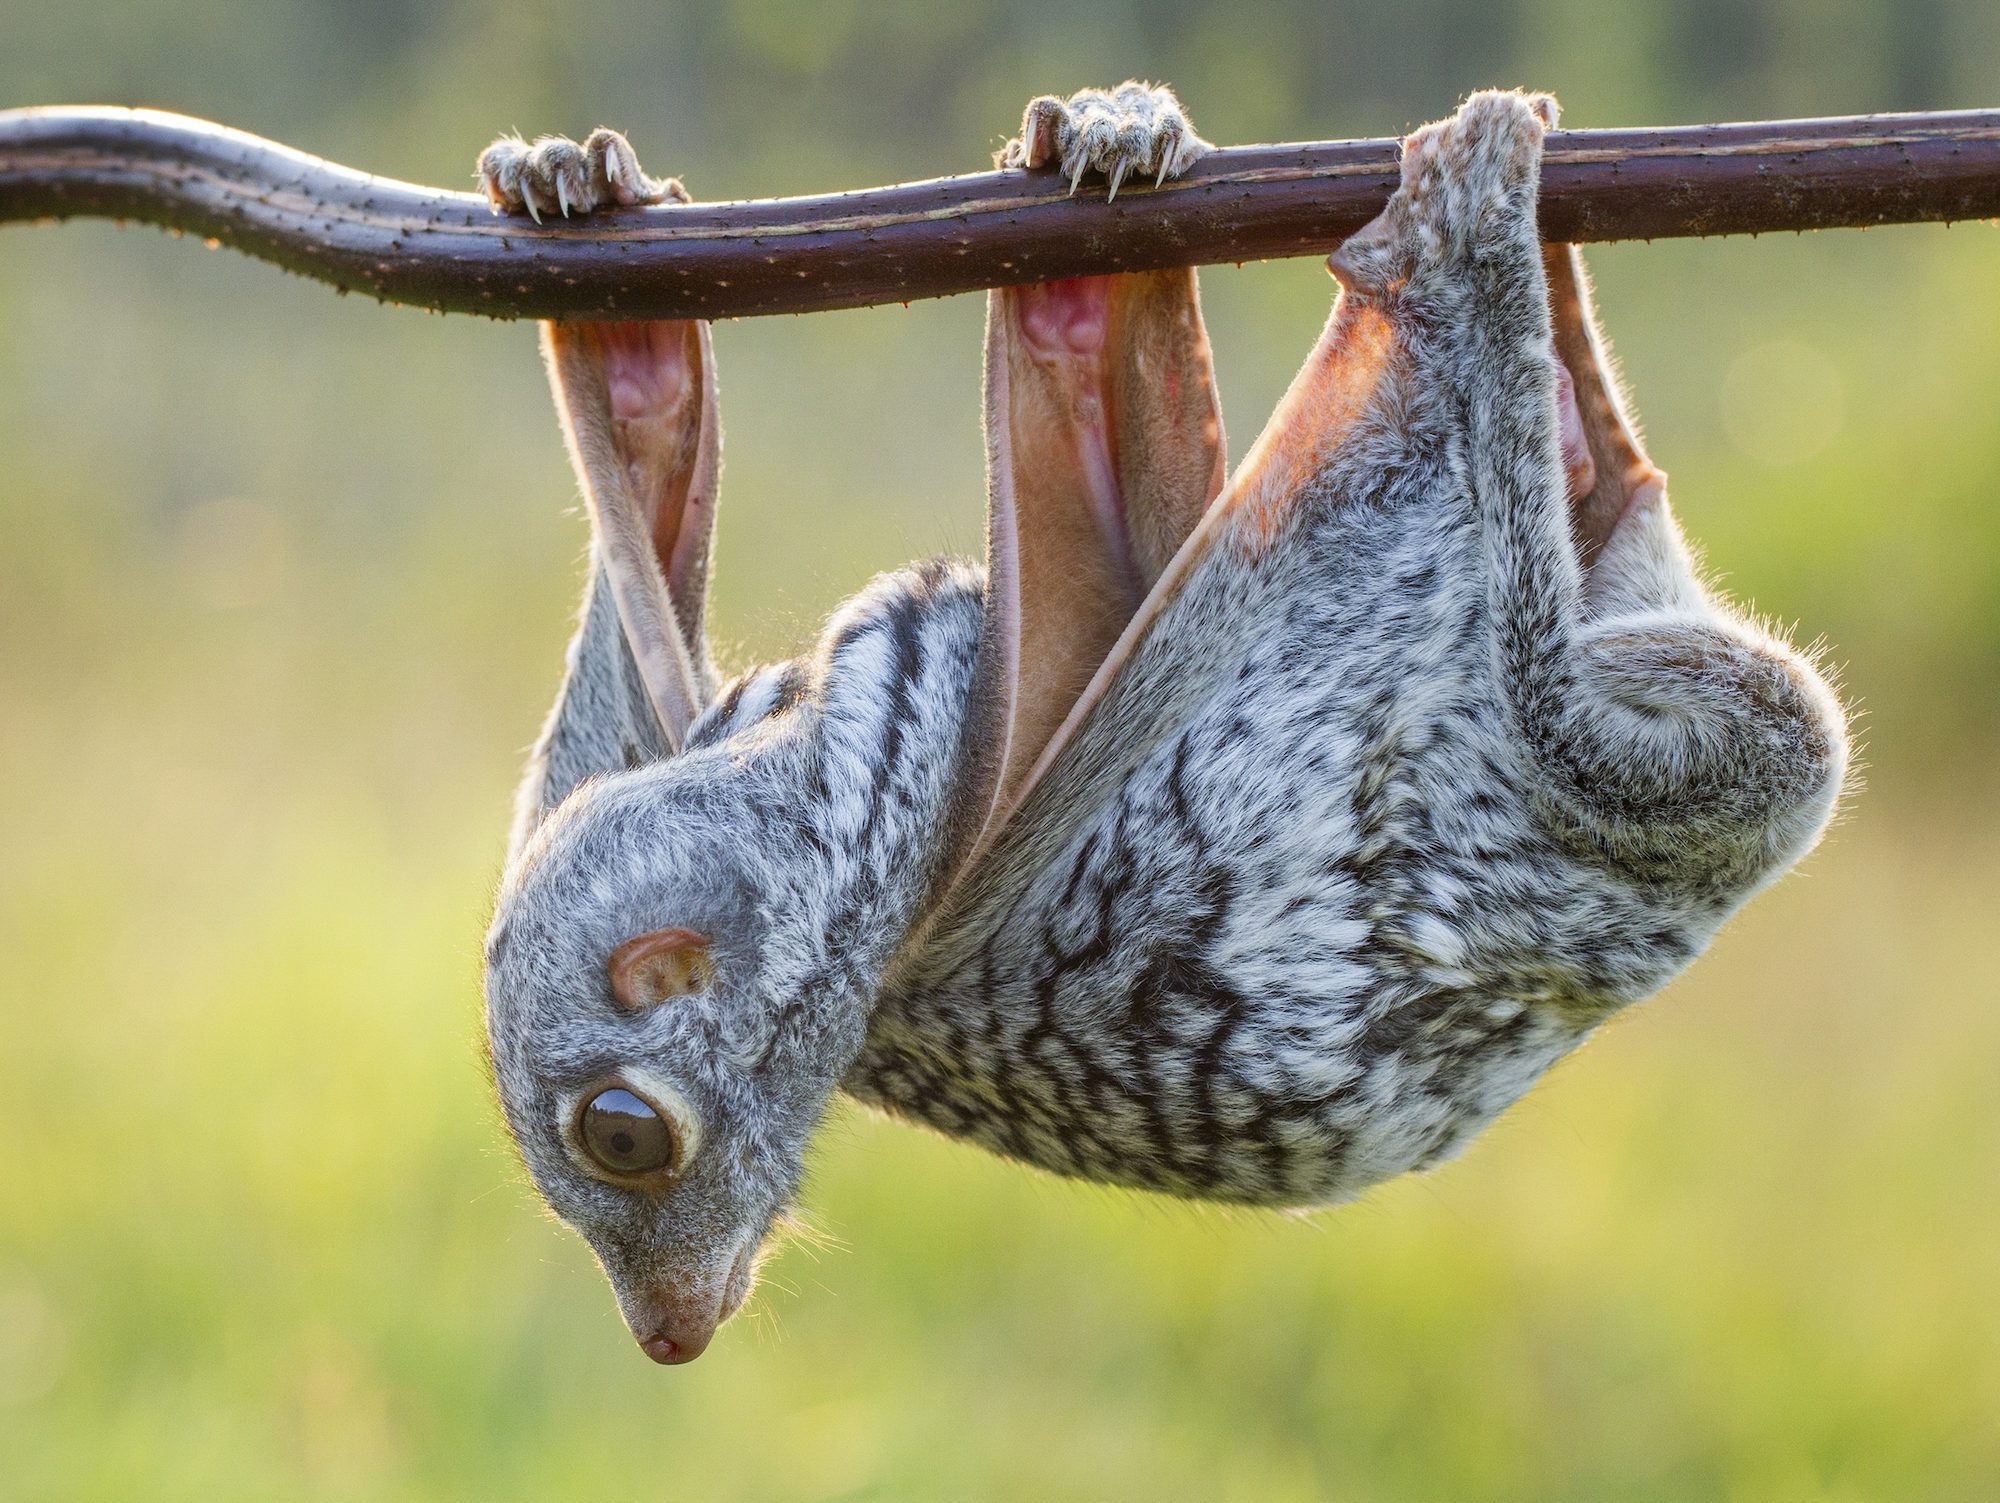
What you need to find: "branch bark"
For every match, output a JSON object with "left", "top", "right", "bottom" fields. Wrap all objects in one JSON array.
[{"left": 2, "top": 105, "right": 1996, "bottom": 322}]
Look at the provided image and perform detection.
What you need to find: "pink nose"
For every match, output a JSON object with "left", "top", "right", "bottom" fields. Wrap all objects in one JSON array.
[
  {"left": 638, "top": 1333, "right": 686, "bottom": 1364},
  {"left": 634, "top": 1320, "right": 713, "bottom": 1365}
]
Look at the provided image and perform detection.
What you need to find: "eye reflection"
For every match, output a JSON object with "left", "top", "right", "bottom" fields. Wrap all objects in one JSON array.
[{"left": 579, "top": 1087, "right": 678, "bottom": 1177}]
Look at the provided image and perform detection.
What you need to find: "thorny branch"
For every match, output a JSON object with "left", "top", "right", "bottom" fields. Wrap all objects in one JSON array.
[{"left": 1, "top": 105, "right": 1996, "bottom": 322}]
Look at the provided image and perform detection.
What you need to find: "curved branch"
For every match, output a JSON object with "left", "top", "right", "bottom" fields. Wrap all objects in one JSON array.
[{"left": 2, "top": 105, "right": 1996, "bottom": 322}]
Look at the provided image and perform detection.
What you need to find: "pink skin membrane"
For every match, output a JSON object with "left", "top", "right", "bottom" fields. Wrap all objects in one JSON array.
[
  {"left": 1009, "top": 275, "right": 1145, "bottom": 604},
  {"left": 597, "top": 321, "right": 691, "bottom": 423},
  {"left": 1554, "top": 360, "right": 1598, "bottom": 502},
  {"left": 584, "top": 319, "right": 712, "bottom": 615},
  {"left": 1010, "top": 275, "right": 1601, "bottom": 572}
]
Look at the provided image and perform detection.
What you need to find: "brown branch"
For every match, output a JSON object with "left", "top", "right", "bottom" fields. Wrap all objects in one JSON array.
[{"left": 2, "top": 105, "right": 1996, "bottom": 322}]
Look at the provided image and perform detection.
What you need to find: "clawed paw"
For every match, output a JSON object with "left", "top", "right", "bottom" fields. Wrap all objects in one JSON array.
[
  {"left": 998, "top": 82, "right": 1212, "bottom": 200},
  {"left": 478, "top": 127, "right": 686, "bottom": 221}
]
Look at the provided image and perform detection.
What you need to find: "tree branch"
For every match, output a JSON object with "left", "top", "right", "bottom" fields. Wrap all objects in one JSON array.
[{"left": 2, "top": 105, "right": 1996, "bottom": 322}]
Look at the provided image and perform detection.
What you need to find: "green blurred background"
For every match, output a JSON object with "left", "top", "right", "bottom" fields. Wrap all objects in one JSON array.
[{"left": 3, "top": 1, "right": 1997, "bottom": 1497}]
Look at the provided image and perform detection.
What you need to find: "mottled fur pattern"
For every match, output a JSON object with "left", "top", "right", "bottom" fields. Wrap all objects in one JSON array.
[
  {"left": 482, "top": 89, "right": 1847, "bottom": 1356},
  {"left": 862, "top": 93, "right": 1846, "bottom": 1202}
]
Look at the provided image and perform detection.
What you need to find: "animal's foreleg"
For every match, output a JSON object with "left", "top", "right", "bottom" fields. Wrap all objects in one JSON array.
[{"left": 481, "top": 131, "right": 724, "bottom": 850}]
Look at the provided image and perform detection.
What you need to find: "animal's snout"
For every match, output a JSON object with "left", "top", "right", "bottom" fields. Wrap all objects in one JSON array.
[
  {"left": 623, "top": 1289, "right": 720, "bottom": 1365},
  {"left": 619, "top": 1245, "right": 756, "bottom": 1365}
]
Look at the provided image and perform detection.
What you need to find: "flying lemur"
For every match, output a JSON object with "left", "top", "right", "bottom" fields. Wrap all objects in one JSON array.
[{"left": 478, "top": 85, "right": 1848, "bottom": 1365}]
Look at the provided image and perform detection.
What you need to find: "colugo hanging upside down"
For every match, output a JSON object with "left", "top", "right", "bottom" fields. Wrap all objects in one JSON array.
[{"left": 478, "top": 85, "right": 1848, "bottom": 1364}]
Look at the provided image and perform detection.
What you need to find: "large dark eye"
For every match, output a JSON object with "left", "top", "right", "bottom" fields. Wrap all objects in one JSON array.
[{"left": 578, "top": 1088, "right": 679, "bottom": 1177}]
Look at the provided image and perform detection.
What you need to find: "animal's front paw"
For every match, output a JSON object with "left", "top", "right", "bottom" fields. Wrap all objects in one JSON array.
[
  {"left": 477, "top": 128, "right": 687, "bottom": 222},
  {"left": 998, "top": 82, "right": 1211, "bottom": 199},
  {"left": 1396, "top": 90, "right": 1553, "bottom": 249}
]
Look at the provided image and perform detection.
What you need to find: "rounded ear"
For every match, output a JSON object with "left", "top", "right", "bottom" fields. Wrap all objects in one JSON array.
[{"left": 607, "top": 928, "right": 715, "bottom": 1010}]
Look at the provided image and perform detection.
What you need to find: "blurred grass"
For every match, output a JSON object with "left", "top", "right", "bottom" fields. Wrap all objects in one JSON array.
[{"left": 3, "top": 0, "right": 1999, "bottom": 1497}]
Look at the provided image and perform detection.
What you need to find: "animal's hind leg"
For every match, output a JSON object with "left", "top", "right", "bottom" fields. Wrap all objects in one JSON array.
[{"left": 1378, "top": 93, "right": 1845, "bottom": 881}]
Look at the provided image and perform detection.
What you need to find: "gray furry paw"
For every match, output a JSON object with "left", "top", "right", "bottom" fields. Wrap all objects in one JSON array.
[
  {"left": 1398, "top": 89, "right": 1554, "bottom": 248},
  {"left": 1332, "top": 88, "right": 1556, "bottom": 291},
  {"left": 477, "top": 127, "right": 687, "bottom": 221},
  {"left": 998, "top": 81, "right": 1212, "bottom": 199}
]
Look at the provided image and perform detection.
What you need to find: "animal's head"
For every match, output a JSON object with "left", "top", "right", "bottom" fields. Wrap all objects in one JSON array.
[
  {"left": 467, "top": 291, "right": 869, "bottom": 1362},
  {"left": 485, "top": 759, "right": 864, "bottom": 1363}
]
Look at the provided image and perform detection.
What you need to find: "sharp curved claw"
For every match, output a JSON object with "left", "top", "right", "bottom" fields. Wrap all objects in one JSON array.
[
  {"left": 1105, "top": 158, "right": 1129, "bottom": 202},
  {"left": 556, "top": 177, "right": 572, "bottom": 218},
  {"left": 1066, "top": 155, "right": 1088, "bottom": 196}
]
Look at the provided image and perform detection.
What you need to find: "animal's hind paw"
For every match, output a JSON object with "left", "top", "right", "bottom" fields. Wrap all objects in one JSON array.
[
  {"left": 477, "top": 127, "right": 686, "bottom": 222},
  {"left": 1397, "top": 90, "right": 1554, "bottom": 247},
  {"left": 998, "top": 82, "right": 1211, "bottom": 200}
]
